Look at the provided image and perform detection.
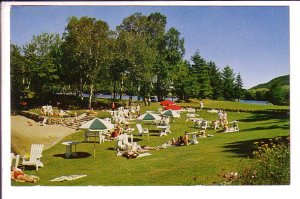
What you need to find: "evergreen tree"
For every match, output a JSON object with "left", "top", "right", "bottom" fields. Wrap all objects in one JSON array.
[
  {"left": 208, "top": 61, "right": 223, "bottom": 100},
  {"left": 221, "top": 65, "right": 236, "bottom": 101},
  {"left": 190, "top": 51, "right": 212, "bottom": 99},
  {"left": 235, "top": 73, "right": 244, "bottom": 101},
  {"left": 173, "top": 61, "right": 199, "bottom": 101}
]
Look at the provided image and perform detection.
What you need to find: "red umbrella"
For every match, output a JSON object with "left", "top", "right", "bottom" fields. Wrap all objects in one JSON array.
[
  {"left": 164, "top": 104, "right": 182, "bottom": 110},
  {"left": 160, "top": 100, "right": 176, "bottom": 106}
]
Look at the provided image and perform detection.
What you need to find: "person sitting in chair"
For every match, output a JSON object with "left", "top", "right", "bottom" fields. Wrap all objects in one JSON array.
[{"left": 111, "top": 125, "right": 123, "bottom": 138}]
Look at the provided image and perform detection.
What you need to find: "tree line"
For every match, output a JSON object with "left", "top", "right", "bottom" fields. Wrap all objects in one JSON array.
[{"left": 11, "top": 12, "right": 246, "bottom": 109}]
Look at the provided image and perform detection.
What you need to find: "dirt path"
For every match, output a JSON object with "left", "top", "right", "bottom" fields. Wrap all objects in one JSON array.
[{"left": 11, "top": 115, "right": 76, "bottom": 155}]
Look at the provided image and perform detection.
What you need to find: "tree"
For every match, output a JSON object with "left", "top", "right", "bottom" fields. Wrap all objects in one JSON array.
[
  {"left": 190, "top": 51, "right": 212, "bottom": 99},
  {"left": 62, "top": 16, "right": 112, "bottom": 108},
  {"left": 173, "top": 61, "right": 199, "bottom": 101},
  {"left": 22, "top": 33, "right": 62, "bottom": 103},
  {"left": 115, "top": 13, "right": 158, "bottom": 102},
  {"left": 11, "top": 44, "right": 27, "bottom": 107},
  {"left": 235, "top": 73, "right": 244, "bottom": 101},
  {"left": 208, "top": 61, "right": 223, "bottom": 100},
  {"left": 155, "top": 27, "right": 185, "bottom": 101},
  {"left": 267, "top": 82, "right": 288, "bottom": 105},
  {"left": 221, "top": 65, "right": 236, "bottom": 101}
]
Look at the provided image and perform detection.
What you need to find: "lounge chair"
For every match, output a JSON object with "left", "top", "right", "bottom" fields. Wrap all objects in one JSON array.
[
  {"left": 200, "top": 120, "right": 209, "bottom": 130},
  {"left": 116, "top": 134, "right": 130, "bottom": 151},
  {"left": 190, "top": 134, "right": 199, "bottom": 145},
  {"left": 136, "top": 124, "right": 149, "bottom": 140},
  {"left": 11, "top": 153, "right": 20, "bottom": 169},
  {"left": 22, "top": 144, "right": 44, "bottom": 171},
  {"left": 226, "top": 121, "right": 239, "bottom": 133}
]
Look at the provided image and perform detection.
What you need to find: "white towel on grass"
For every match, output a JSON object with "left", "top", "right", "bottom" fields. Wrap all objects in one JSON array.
[
  {"left": 137, "top": 152, "right": 152, "bottom": 158},
  {"left": 50, "top": 175, "right": 87, "bottom": 182}
]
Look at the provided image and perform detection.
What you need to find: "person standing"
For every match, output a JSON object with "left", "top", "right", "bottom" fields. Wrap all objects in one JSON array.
[
  {"left": 218, "top": 110, "right": 223, "bottom": 127},
  {"left": 136, "top": 104, "right": 141, "bottom": 117},
  {"left": 200, "top": 100, "right": 204, "bottom": 110},
  {"left": 111, "top": 102, "right": 116, "bottom": 111}
]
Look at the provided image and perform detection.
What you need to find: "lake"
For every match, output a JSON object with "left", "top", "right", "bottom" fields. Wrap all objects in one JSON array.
[
  {"left": 81, "top": 93, "right": 178, "bottom": 102},
  {"left": 238, "top": 99, "right": 272, "bottom": 105}
]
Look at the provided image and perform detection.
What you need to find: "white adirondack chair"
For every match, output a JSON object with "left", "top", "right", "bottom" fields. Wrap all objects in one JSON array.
[
  {"left": 11, "top": 153, "right": 20, "bottom": 169},
  {"left": 136, "top": 124, "right": 149, "bottom": 141},
  {"left": 226, "top": 121, "right": 240, "bottom": 133},
  {"left": 22, "top": 144, "right": 44, "bottom": 171},
  {"left": 116, "top": 134, "right": 131, "bottom": 151},
  {"left": 200, "top": 120, "right": 209, "bottom": 130}
]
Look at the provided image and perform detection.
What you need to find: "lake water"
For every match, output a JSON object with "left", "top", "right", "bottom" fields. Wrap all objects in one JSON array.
[
  {"left": 238, "top": 99, "right": 271, "bottom": 105},
  {"left": 82, "top": 93, "right": 178, "bottom": 101}
]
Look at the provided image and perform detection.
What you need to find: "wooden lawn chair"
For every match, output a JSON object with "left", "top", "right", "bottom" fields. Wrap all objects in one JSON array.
[{"left": 22, "top": 144, "right": 44, "bottom": 171}]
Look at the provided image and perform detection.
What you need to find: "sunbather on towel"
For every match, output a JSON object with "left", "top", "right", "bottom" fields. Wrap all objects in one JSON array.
[
  {"left": 171, "top": 132, "right": 190, "bottom": 146},
  {"left": 11, "top": 167, "right": 39, "bottom": 183}
]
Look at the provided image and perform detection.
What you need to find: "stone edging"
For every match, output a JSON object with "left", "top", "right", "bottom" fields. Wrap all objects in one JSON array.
[{"left": 20, "top": 111, "right": 87, "bottom": 125}]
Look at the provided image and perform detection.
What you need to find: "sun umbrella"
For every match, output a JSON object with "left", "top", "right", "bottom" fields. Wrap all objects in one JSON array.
[
  {"left": 160, "top": 100, "right": 176, "bottom": 106},
  {"left": 162, "top": 109, "right": 180, "bottom": 118},
  {"left": 137, "top": 112, "right": 161, "bottom": 121},
  {"left": 164, "top": 104, "right": 182, "bottom": 110},
  {"left": 79, "top": 118, "right": 114, "bottom": 158},
  {"left": 79, "top": 117, "right": 114, "bottom": 131}
]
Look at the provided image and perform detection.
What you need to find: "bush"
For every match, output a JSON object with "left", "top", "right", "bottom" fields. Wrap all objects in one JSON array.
[{"left": 222, "top": 136, "right": 290, "bottom": 185}]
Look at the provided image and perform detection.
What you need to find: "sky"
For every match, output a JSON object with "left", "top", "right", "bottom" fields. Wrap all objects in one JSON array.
[{"left": 10, "top": 5, "right": 290, "bottom": 89}]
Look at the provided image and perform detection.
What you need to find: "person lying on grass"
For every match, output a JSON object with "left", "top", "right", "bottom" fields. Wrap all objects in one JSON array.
[
  {"left": 11, "top": 167, "right": 39, "bottom": 183},
  {"left": 117, "top": 142, "right": 157, "bottom": 159},
  {"left": 171, "top": 132, "right": 190, "bottom": 146}
]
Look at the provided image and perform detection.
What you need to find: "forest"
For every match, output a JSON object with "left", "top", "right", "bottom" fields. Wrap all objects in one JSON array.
[{"left": 10, "top": 12, "right": 289, "bottom": 109}]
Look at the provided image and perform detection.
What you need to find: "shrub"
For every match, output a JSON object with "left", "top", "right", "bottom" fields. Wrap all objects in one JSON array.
[{"left": 222, "top": 136, "right": 290, "bottom": 185}]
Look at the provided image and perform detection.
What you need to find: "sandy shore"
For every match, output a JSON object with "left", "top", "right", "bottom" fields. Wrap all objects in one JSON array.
[{"left": 11, "top": 115, "right": 76, "bottom": 155}]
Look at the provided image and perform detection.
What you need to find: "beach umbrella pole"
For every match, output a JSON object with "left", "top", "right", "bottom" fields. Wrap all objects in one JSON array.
[{"left": 93, "top": 135, "right": 96, "bottom": 158}]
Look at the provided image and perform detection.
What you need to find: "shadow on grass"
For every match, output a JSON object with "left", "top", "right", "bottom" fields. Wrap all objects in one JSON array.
[
  {"left": 222, "top": 136, "right": 289, "bottom": 158},
  {"left": 53, "top": 152, "right": 91, "bottom": 159},
  {"left": 239, "top": 124, "right": 290, "bottom": 133},
  {"left": 239, "top": 113, "right": 289, "bottom": 123}
]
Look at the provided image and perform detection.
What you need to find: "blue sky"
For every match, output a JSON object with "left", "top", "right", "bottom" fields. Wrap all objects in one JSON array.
[{"left": 10, "top": 5, "right": 289, "bottom": 89}]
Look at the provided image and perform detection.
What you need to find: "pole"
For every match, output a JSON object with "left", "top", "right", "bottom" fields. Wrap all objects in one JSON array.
[{"left": 94, "top": 134, "right": 96, "bottom": 158}]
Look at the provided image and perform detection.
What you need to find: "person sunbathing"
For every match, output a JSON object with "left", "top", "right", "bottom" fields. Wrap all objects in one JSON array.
[
  {"left": 11, "top": 167, "right": 39, "bottom": 183},
  {"left": 171, "top": 132, "right": 190, "bottom": 146},
  {"left": 111, "top": 126, "right": 123, "bottom": 138}
]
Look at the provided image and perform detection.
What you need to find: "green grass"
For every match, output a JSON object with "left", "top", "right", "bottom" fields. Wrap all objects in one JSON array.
[
  {"left": 178, "top": 99, "right": 289, "bottom": 111},
  {"left": 12, "top": 101, "right": 289, "bottom": 186}
]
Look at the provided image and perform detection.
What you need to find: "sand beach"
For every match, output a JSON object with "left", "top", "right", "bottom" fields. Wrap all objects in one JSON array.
[{"left": 11, "top": 115, "right": 76, "bottom": 155}]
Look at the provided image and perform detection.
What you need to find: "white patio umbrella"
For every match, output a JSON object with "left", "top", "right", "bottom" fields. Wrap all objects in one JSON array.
[
  {"left": 79, "top": 118, "right": 114, "bottom": 158},
  {"left": 79, "top": 117, "right": 114, "bottom": 131},
  {"left": 162, "top": 110, "right": 180, "bottom": 118},
  {"left": 137, "top": 112, "right": 161, "bottom": 121}
]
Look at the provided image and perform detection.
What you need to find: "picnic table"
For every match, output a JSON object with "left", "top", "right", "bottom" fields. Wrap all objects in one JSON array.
[{"left": 61, "top": 141, "right": 80, "bottom": 158}]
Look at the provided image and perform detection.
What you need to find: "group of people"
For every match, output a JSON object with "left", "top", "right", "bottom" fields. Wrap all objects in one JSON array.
[
  {"left": 218, "top": 110, "right": 229, "bottom": 132},
  {"left": 109, "top": 123, "right": 132, "bottom": 138}
]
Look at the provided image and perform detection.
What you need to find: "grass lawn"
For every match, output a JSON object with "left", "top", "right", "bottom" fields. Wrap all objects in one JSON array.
[{"left": 12, "top": 101, "right": 289, "bottom": 186}]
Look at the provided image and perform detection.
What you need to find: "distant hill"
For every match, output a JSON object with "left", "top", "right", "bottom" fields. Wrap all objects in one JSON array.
[{"left": 250, "top": 75, "right": 289, "bottom": 90}]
